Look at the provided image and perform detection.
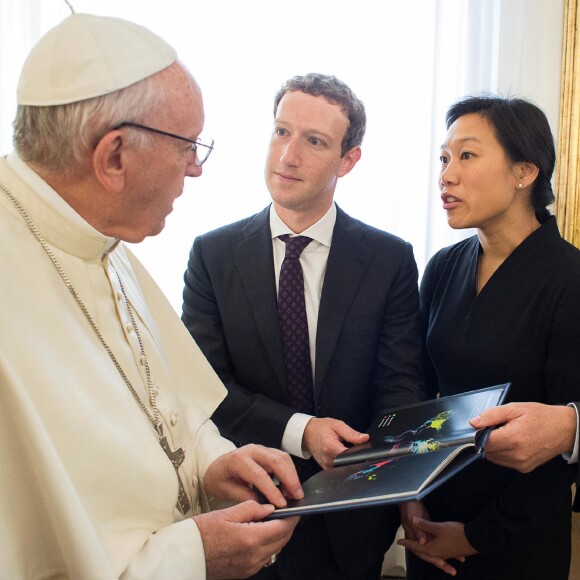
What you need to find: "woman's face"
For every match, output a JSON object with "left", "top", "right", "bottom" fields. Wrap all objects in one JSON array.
[{"left": 438, "top": 112, "right": 526, "bottom": 232}]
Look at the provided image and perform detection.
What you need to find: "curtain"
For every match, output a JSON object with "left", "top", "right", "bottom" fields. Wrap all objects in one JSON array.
[{"left": 556, "top": 0, "right": 580, "bottom": 248}]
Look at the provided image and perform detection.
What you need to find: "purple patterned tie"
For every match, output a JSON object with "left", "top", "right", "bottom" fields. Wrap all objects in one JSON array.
[
  {"left": 278, "top": 235, "right": 319, "bottom": 481},
  {"left": 278, "top": 235, "right": 314, "bottom": 414}
]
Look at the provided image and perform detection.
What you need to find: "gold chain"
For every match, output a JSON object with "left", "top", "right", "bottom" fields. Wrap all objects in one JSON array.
[{"left": 1, "top": 181, "right": 162, "bottom": 433}]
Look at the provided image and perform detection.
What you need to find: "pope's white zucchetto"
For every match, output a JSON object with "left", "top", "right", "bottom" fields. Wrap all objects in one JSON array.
[{"left": 17, "top": 13, "right": 177, "bottom": 106}]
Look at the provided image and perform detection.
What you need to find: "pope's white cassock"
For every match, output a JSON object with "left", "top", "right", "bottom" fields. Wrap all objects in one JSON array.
[{"left": 0, "top": 152, "right": 236, "bottom": 579}]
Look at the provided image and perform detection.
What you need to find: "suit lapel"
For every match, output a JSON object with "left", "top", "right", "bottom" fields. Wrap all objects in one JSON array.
[
  {"left": 315, "top": 208, "right": 372, "bottom": 400},
  {"left": 232, "top": 207, "right": 286, "bottom": 393}
]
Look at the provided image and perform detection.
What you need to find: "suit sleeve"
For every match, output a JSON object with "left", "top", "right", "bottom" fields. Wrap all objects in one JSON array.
[
  {"left": 464, "top": 277, "right": 580, "bottom": 553},
  {"left": 369, "top": 242, "right": 426, "bottom": 415},
  {"left": 182, "top": 235, "right": 295, "bottom": 449}
]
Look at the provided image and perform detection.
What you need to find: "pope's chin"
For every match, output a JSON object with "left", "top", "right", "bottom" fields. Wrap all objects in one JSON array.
[
  {"left": 122, "top": 218, "right": 167, "bottom": 243},
  {"left": 146, "top": 204, "right": 177, "bottom": 238},
  {"left": 148, "top": 217, "right": 168, "bottom": 239}
]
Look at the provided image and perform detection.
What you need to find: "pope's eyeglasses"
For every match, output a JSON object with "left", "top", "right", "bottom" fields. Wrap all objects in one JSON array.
[{"left": 113, "top": 121, "right": 214, "bottom": 166}]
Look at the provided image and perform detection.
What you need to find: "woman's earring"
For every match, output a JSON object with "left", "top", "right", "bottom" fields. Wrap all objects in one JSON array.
[{"left": 517, "top": 183, "right": 523, "bottom": 189}]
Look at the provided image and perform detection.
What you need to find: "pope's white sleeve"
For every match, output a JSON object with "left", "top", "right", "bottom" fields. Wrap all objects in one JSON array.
[
  {"left": 120, "top": 421, "right": 235, "bottom": 579},
  {"left": 120, "top": 519, "right": 205, "bottom": 580}
]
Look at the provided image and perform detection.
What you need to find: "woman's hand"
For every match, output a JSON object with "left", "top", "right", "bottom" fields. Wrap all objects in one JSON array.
[{"left": 398, "top": 514, "right": 478, "bottom": 576}]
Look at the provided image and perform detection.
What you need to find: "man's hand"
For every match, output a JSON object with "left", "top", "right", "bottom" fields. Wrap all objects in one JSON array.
[
  {"left": 302, "top": 417, "right": 369, "bottom": 470},
  {"left": 399, "top": 501, "right": 461, "bottom": 576},
  {"left": 470, "top": 403, "right": 577, "bottom": 472},
  {"left": 203, "top": 444, "right": 303, "bottom": 508},
  {"left": 194, "top": 501, "right": 299, "bottom": 579},
  {"left": 398, "top": 517, "right": 476, "bottom": 577}
]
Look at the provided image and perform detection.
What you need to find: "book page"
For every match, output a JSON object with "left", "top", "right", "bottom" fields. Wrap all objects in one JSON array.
[
  {"left": 334, "top": 384, "right": 509, "bottom": 467},
  {"left": 270, "top": 445, "right": 479, "bottom": 519}
]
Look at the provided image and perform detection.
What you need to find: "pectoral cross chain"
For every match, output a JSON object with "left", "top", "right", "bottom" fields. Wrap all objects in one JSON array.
[
  {"left": 1, "top": 188, "right": 195, "bottom": 518},
  {"left": 157, "top": 425, "right": 192, "bottom": 515}
]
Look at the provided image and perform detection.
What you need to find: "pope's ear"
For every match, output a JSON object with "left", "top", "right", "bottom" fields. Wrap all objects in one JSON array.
[
  {"left": 92, "top": 130, "right": 127, "bottom": 192},
  {"left": 338, "top": 146, "right": 361, "bottom": 178}
]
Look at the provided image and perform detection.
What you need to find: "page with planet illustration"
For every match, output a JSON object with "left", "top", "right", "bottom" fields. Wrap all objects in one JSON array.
[{"left": 334, "top": 383, "right": 510, "bottom": 467}]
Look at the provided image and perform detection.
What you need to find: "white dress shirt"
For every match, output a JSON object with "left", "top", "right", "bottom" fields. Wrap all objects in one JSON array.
[
  {"left": 269, "top": 203, "right": 336, "bottom": 458},
  {"left": 565, "top": 403, "right": 579, "bottom": 464}
]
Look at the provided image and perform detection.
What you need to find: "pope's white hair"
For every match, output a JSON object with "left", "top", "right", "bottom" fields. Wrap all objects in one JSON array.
[{"left": 13, "top": 71, "right": 167, "bottom": 173}]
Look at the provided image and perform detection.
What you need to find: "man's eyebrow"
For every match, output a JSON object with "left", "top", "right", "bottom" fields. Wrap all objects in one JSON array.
[{"left": 274, "top": 119, "right": 334, "bottom": 141}]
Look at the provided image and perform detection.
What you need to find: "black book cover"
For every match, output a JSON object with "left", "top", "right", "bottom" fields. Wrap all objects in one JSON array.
[{"left": 268, "top": 383, "right": 510, "bottom": 519}]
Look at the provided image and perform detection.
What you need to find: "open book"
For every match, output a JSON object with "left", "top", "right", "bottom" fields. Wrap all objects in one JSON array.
[{"left": 268, "top": 383, "right": 510, "bottom": 519}]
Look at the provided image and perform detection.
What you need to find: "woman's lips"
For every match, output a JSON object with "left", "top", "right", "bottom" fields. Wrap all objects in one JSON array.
[{"left": 441, "top": 193, "right": 461, "bottom": 210}]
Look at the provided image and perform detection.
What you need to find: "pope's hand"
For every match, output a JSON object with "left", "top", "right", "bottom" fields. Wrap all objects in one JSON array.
[
  {"left": 194, "top": 501, "right": 299, "bottom": 579},
  {"left": 203, "top": 443, "right": 303, "bottom": 507}
]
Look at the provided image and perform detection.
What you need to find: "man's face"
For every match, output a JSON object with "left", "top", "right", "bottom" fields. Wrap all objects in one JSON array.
[
  {"left": 116, "top": 65, "right": 204, "bottom": 242},
  {"left": 265, "top": 90, "right": 358, "bottom": 222}
]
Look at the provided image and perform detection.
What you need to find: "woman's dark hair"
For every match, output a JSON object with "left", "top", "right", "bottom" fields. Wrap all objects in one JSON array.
[
  {"left": 273, "top": 73, "right": 366, "bottom": 157},
  {"left": 446, "top": 95, "right": 555, "bottom": 223}
]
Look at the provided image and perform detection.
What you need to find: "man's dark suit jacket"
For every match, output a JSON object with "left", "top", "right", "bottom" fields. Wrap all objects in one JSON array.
[{"left": 182, "top": 205, "right": 424, "bottom": 575}]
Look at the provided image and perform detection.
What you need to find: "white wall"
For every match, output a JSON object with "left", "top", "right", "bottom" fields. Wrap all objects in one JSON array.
[
  {"left": 495, "top": 0, "right": 564, "bottom": 138},
  {"left": 424, "top": 0, "right": 565, "bottom": 259},
  {"left": 0, "top": 0, "right": 566, "bottom": 311}
]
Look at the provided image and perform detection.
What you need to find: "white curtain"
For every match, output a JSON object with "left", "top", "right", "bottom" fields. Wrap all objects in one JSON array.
[{"left": 0, "top": 0, "right": 564, "bottom": 312}]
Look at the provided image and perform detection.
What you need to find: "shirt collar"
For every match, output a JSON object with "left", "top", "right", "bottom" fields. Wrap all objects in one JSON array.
[
  {"left": 6, "top": 151, "right": 118, "bottom": 255},
  {"left": 269, "top": 203, "right": 337, "bottom": 248}
]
